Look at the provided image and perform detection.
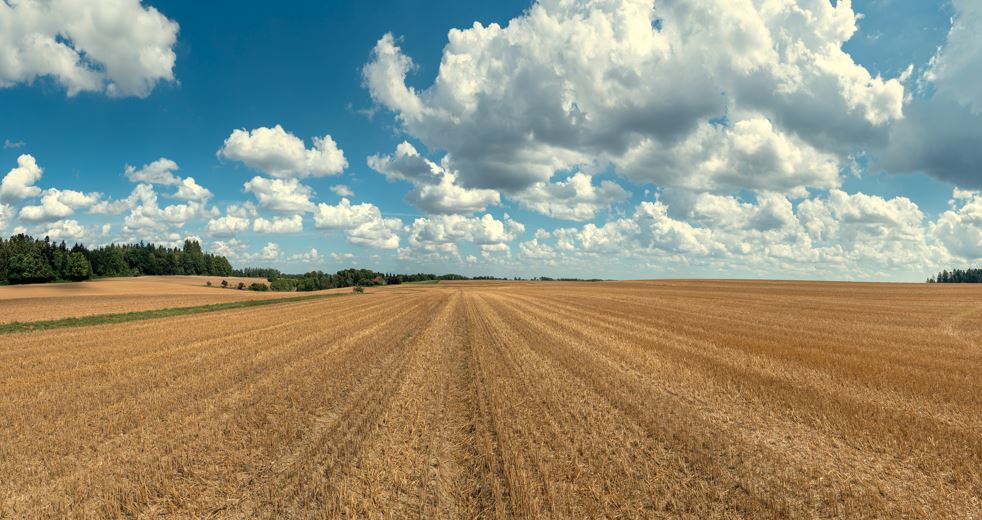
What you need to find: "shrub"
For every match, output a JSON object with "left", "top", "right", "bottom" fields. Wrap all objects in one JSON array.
[
  {"left": 206, "top": 281, "right": 212, "bottom": 287},
  {"left": 249, "top": 282, "right": 270, "bottom": 292},
  {"left": 221, "top": 280, "right": 229, "bottom": 288},
  {"left": 237, "top": 282, "right": 246, "bottom": 290},
  {"left": 353, "top": 285, "right": 365, "bottom": 294}
]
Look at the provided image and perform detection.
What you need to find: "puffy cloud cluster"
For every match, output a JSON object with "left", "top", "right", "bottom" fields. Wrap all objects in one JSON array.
[
  {"left": 253, "top": 214, "right": 303, "bottom": 234},
  {"left": 19, "top": 187, "right": 101, "bottom": 222},
  {"left": 219, "top": 125, "right": 347, "bottom": 179},
  {"left": 0, "top": 154, "right": 43, "bottom": 203},
  {"left": 368, "top": 141, "right": 499, "bottom": 214},
  {"left": 205, "top": 214, "right": 250, "bottom": 237},
  {"left": 364, "top": 0, "right": 904, "bottom": 196},
  {"left": 932, "top": 191, "right": 982, "bottom": 261},
  {"left": 0, "top": 0, "right": 178, "bottom": 97},
  {"left": 513, "top": 172, "right": 629, "bottom": 221},
  {"left": 313, "top": 198, "right": 401, "bottom": 249},
  {"left": 243, "top": 176, "right": 315, "bottom": 213},
  {"left": 289, "top": 248, "right": 321, "bottom": 263},
  {"left": 535, "top": 188, "right": 944, "bottom": 277},
  {"left": 405, "top": 213, "right": 524, "bottom": 257},
  {"left": 117, "top": 183, "right": 216, "bottom": 237},
  {"left": 125, "top": 158, "right": 180, "bottom": 185}
]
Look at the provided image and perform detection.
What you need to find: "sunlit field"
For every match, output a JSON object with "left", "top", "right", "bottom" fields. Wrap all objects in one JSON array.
[{"left": 1, "top": 280, "right": 980, "bottom": 517}]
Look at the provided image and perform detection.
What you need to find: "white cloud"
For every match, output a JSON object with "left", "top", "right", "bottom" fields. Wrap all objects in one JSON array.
[
  {"left": 931, "top": 190, "right": 982, "bottom": 261},
  {"left": 205, "top": 215, "right": 251, "bottom": 237},
  {"left": 364, "top": 1, "right": 903, "bottom": 193},
  {"left": 368, "top": 141, "right": 499, "bottom": 214},
  {"left": 617, "top": 118, "right": 841, "bottom": 196},
  {"left": 289, "top": 248, "right": 320, "bottom": 263},
  {"left": 0, "top": 154, "right": 43, "bottom": 203},
  {"left": 514, "top": 172, "right": 630, "bottom": 221},
  {"left": 243, "top": 176, "right": 315, "bottom": 213},
  {"left": 42, "top": 219, "right": 86, "bottom": 242},
  {"left": 331, "top": 184, "right": 354, "bottom": 197},
  {"left": 406, "top": 213, "right": 523, "bottom": 256},
  {"left": 0, "top": 0, "right": 178, "bottom": 97},
  {"left": 18, "top": 188, "right": 101, "bottom": 222},
  {"left": 257, "top": 242, "right": 281, "bottom": 261},
  {"left": 0, "top": 203, "right": 13, "bottom": 230},
  {"left": 541, "top": 188, "right": 943, "bottom": 277},
  {"left": 226, "top": 202, "right": 258, "bottom": 218},
  {"left": 124, "top": 158, "right": 180, "bottom": 185},
  {"left": 3, "top": 139, "right": 24, "bottom": 150},
  {"left": 519, "top": 238, "right": 557, "bottom": 260},
  {"left": 218, "top": 125, "right": 347, "bottom": 178},
  {"left": 119, "top": 184, "right": 215, "bottom": 236},
  {"left": 253, "top": 214, "right": 303, "bottom": 234},
  {"left": 173, "top": 177, "right": 212, "bottom": 202},
  {"left": 313, "top": 198, "right": 401, "bottom": 249}
]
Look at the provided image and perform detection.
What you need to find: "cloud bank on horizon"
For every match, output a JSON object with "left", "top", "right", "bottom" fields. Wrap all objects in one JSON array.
[{"left": 0, "top": 0, "right": 980, "bottom": 280}]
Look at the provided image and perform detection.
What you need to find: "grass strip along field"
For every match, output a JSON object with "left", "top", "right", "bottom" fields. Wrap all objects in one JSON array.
[
  {"left": 0, "top": 292, "right": 350, "bottom": 335},
  {"left": 1, "top": 280, "right": 981, "bottom": 517}
]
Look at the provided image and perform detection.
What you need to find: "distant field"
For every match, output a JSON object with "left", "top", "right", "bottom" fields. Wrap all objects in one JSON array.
[
  {"left": 0, "top": 276, "right": 346, "bottom": 324},
  {"left": 1, "top": 280, "right": 981, "bottom": 517}
]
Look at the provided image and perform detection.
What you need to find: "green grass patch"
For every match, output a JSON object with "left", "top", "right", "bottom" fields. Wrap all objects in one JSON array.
[{"left": 0, "top": 292, "right": 352, "bottom": 335}]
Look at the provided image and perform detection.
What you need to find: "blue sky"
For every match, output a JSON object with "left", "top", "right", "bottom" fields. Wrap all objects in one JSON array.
[{"left": 1, "top": 0, "right": 981, "bottom": 280}]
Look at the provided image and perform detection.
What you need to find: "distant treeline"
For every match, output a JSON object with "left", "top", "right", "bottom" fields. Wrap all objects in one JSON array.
[
  {"left": 233, "top": 268, "right": 477, "bottom": 292},
  {"left": 927, "top": 268, "right": 982, "bottom": 283},
  {"left": 230, "top": 267, "right": 605, "bottom": 292},
  {"left": 0, "top": 234, "right": 232, "bottom": 285}
]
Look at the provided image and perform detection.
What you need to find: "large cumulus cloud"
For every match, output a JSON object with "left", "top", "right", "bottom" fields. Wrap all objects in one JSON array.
[{"left": 363, "top": 0, "right": 904, "bottom": 195}]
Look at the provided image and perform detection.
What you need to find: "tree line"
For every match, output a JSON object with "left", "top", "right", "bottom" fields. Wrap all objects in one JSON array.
[
  {"left": 0, "top": 234, "right": 232, "bottom": 284},
  {"left": 927, "top": 268, "right": 982, "bottom": 283},
  {"left": 248, "top": 270, "right": 474, "bottom": 292}
]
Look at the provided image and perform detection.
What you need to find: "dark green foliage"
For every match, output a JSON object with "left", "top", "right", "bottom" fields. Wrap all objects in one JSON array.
[
  {"left": 66, "top": 252, "right": 92, "bottom": 281},
  {"left": 928, "top": 268, "right": 982, "bottom": 283},
  {"left": 269, "top": 278, "right": 295, "bottom": 292},
  {"left": 0, "top": 233, "right": 232, "bottom": 285},
  {"left": 237, "top": 282, "right": 246, "bottom": 290},
  {"left": 248, "top": 282, "right": 269, "bottom": 292},
  {"left": 7, "top": 251, "right": 55, "bottom": 284},
  {"left": 251, "top": 269, "right": 486, "bottom": 292},
  {"left": 221, "top": 280, "right": 229, "bottom": 288},
  {"left": 231, "top": 267, "right": 282, "bottom": 279},
  {"left": 353, "top": 285, "right": 365, "bottom": 293}
]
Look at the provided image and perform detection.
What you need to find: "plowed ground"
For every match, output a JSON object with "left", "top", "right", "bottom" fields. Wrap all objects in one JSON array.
[{"left": 1, "top": 280, "right": 980, "bottom": 517}]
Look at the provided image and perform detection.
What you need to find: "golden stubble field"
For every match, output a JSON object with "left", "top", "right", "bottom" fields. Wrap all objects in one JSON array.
[
  {"left": 0, "top": 276, "right": 347, "bottom": 324},
  {"left": 1, "top": 280, "right": 981, "bottom": 517}
]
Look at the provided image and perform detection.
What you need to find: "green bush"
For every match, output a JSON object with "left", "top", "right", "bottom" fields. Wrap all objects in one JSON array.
[
  {"left": 353, "top": 285, "right": 365, "bottom": 294},
  {"left": 221, "top": 280, "right": 229, "bottom": 288},
  {"left": 237, "top": 282, "right": 246, "bottom": 290},
  {"left": 249, "top": 282, "right": 270, "bottom": 292}
]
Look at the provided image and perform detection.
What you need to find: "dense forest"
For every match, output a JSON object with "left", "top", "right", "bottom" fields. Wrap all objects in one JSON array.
[
  {"left": 927, "top": 269, "right": 982, "bottom": 283},
  {"left": 0, "top": 234, "right": 232, "bottom": 284}
]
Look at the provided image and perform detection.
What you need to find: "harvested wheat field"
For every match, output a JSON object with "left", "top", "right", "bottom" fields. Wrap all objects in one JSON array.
[
  {"left": 1, "top": 280, "right": 981, "bottom": 518},
  {"left": 0, "top": 276, "right": 344, "bottom": 324}
]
